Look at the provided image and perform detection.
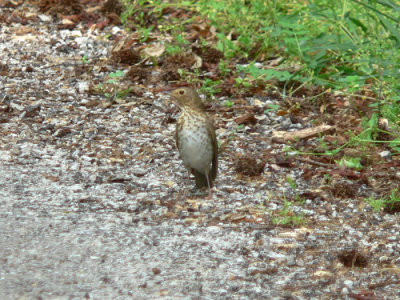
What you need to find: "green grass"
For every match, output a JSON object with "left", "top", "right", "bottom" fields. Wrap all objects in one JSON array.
[
  {"left": 365, "top": 189, "right": 400, "bottom": 212},
  {"left": 119, "top": 0, "right": 400, "bottom": 152},
  {"left": 272, "top": 198, "right": 306, "bottom": 227}
]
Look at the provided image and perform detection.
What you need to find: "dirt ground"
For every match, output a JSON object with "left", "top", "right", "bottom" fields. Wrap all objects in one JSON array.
[{"left": 0, "top": 1, "right": 399, "bottom": 299}]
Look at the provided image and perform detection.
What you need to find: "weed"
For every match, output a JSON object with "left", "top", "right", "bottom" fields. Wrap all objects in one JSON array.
[
  {"left": 138, "top": 26, "right": 154, "bottom": 42},
  {"left": 223, "top": 100, "right": 233, "bottom": 108},
  {"left": 365, "top": 189, "right": 400, "bottom": 213},
  {"left": 234, "top": 77, "right": 251, "bottom": 89},
  {"left": 286, "top": 176, "right": 305, "bottom": 205},
  {"left": 336, "top": 156, "right": 363, "bottom": 170},
  {"left": 264, "top": 103, "right": 280, "bottom": 113},
  {"left": 365, "top": 197, "right": 385, "bottom": 213},
  {"left": 323, "top": 173, "right": 332, "bottom": 184},
  {"left": 236, "top": 124, "right": 244, "bottom": 131},
  {"left": 81, "top": 55, "right": 88, "bottom": 64},
  {"left": 218, "top": 60, "right": 231, "bottom": 77},
  {"left": 119, "top": 0, "right": 400, "bottom": 156},
  {"left": 199, "top": 78, "right": 221, "bottom": 97},
  {"left": 286, "top": 176, "right": 297, "bottom": 190},
  {"left": 96, "top": 71, "right": 132, "bottom": 101},
  {"left": 165, "top": 44, "right": 183, "bottom": 55},
  {"left": 272, "top": 198, "right": 305, "bottom": 227},
  {"left": 386, "top": 189, "right": 400, "bottom": 211}
]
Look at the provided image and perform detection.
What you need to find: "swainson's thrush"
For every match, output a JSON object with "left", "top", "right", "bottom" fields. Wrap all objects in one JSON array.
[{"left": 171, "top": 87, "right": 218, "bottom": 197}]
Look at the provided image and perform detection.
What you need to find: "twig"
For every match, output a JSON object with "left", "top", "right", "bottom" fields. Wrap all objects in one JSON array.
[{"left": 296, "top": 157, "right": 335, "bottom": 168}]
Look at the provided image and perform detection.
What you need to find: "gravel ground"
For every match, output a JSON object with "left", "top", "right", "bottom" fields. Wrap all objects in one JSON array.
[{"left": 1, "top": 3, "right": 399, "bottom": 299}]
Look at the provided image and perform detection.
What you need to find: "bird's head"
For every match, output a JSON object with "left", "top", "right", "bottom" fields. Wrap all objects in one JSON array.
[{"left": 170, "top": 87, "right": 205, "bottom": 111}]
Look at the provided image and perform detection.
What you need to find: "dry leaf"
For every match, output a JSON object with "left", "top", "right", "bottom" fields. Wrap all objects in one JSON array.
[
  {"left": 234, "top": 114, "right": 257, "bottom": 125},
  {"left": 143, "top": 43, "right": 165, "bottom": 57},
  {"left": 192, "top": 53, "right": 202, "bottom": 69},
  {"left": 61, "top": 18, "right": 75, "bottom": 25}
]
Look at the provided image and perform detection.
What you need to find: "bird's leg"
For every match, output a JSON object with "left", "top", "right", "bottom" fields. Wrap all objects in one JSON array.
[
  {"left": 183, "top": 169, "right": 191, "bottom": 200},
  {"left": 205, "top": 174, "right": 212, "bottom": 199}
]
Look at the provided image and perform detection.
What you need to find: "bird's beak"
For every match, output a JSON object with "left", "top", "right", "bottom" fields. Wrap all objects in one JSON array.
[{"left": 169, "top": 92, "right": 179, "bottom": 105}]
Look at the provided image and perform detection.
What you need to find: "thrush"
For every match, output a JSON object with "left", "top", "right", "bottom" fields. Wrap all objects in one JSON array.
[{"left": 170, "top": 87, "right": 218, "bottom": 197}]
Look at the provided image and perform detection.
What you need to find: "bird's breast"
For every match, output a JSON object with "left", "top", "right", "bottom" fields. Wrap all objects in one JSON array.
[{"left": 177, "top": 113, "right": 213, "bottom": 173}]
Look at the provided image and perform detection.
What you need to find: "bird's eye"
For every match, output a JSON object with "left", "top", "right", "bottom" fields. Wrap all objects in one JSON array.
[{"left": 179, "top": 90, "right": 185, "bottom": 95}]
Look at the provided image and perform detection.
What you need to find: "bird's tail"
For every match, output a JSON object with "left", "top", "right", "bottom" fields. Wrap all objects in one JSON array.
[{"left": 193, "top": 170, "right": 213, "bottom": 189}]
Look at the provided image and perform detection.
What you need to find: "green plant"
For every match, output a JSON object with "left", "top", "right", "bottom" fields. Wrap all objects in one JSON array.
[
  {"left": 357, "top": 113, "right": 400, "bottom": 154},
  {"left": 199, "top": 78, "right": 221, "bottom": 97},
  {"left": 336, "top": 156, "right": 363, "bottom": 170},
  {"left": 120, "top": 0, "right": 166, "bottom": 27},
  {"left": 323, "top": 173, "right": 332, "bottom": 184},
  {"left": 234, "top": 77, "right": 251, "bottom": 88},
  {"left": 286, "top": 176, "right": 297, "bottom": 190},
  {"left": 365, "top": 196, "right": 386, "bottom": 212},
  {"left": 165, "top": 43, "right": 183, "bottom": 55},
  {"left": 108, "top": 70, "right": 125, "bottom": 81},
  {"left": 175, "top": 68, "right": 200, "bottom": 86},
  {"left": 284, "top": 121, "right": 399, "bottom": 158},
  {"left": 236, "top": 124, "right": 244, "bottom": 131},
  {"left": 120, "top": 0, "right": 134, "bottom": 25},
  {"left": 138, "top": 26, "right": 154, "bottom": 42},
  {"left": 223, "top": 100, "right": 234, "bottom": 108},
  {"left": 165, "top": 30, "right": 191, "bottom": 55},
  {"left": 365, "top": 189, "right": 400, "bottom": 212},
  {"left": 97, "top": 71, "right": 132, "bottom": 100},
  {"left": 218, "top": 59, "right": 231, "bottom": 76},
  {"left": 175, "top": 34, "right": 190, "bottom": 46},
  {"left": 199, "top": 0, "right": 400, "bottom": 131},
  {"left": 120, "top": 0, "right": 400, "bottom": 157},
  {"left": 81, "top": 55, "right": 89, "bottom": 64},
  {"left": 384, "top": 189, "right": 400, "bottom": 210},
  {"left": 264, "top": 103, "right": 280, "bottom": 113},
  {"left": 286, "top": 176, "right": 305, "bottom": 204},
  {"left": 272, "top": 198, "right": 306, "bottom": 227}
]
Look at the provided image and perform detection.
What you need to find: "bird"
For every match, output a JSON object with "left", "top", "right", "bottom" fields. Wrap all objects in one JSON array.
[{"left": 170, "top": 87, "right": 218, "bottom": 198}]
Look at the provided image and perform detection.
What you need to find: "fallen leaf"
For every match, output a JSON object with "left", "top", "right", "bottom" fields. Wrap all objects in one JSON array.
[
  {"left": 143, "top": 43, "right": 165, "bottom": 57},
  {"left": 234, "top": 114, "right": 257, "bottom": 125},
  {"left": 192, "top": 53, "right": 202, "bottom": 69}
]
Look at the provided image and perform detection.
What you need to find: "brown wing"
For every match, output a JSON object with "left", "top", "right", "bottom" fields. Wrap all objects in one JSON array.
[
  {"left": 206, "top": 115, "right": 218, "bottom": 181},
  {"left": 175, "top": 118, "right": 182, "bottom": 151},
  {"left": 175, "top": 125, "right": 179, "bottom": 150}
]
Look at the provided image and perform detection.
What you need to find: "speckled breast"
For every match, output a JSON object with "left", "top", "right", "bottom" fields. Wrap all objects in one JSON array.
[{"left": 177, "top": 112, "right": 213, "bottom": 174}]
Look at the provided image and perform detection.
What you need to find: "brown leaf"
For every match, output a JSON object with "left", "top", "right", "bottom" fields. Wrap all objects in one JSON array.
[
  {"left": 275, "top": 155, "right": 294, "bottom": 168},
  {"left": 234, "top": 114, "right": 257, "bottom": 125},
  {"left": 143, "top": 43, "right": 165, "bottom": 57}
]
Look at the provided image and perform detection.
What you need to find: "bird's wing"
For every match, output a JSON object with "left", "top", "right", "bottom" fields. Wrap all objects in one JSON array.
[
  {"left": 207, "top": 116, "right": 218, "bottom": 181},
  {"left": 175, "top": 118, "right": 182, "bottom": 150}
]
